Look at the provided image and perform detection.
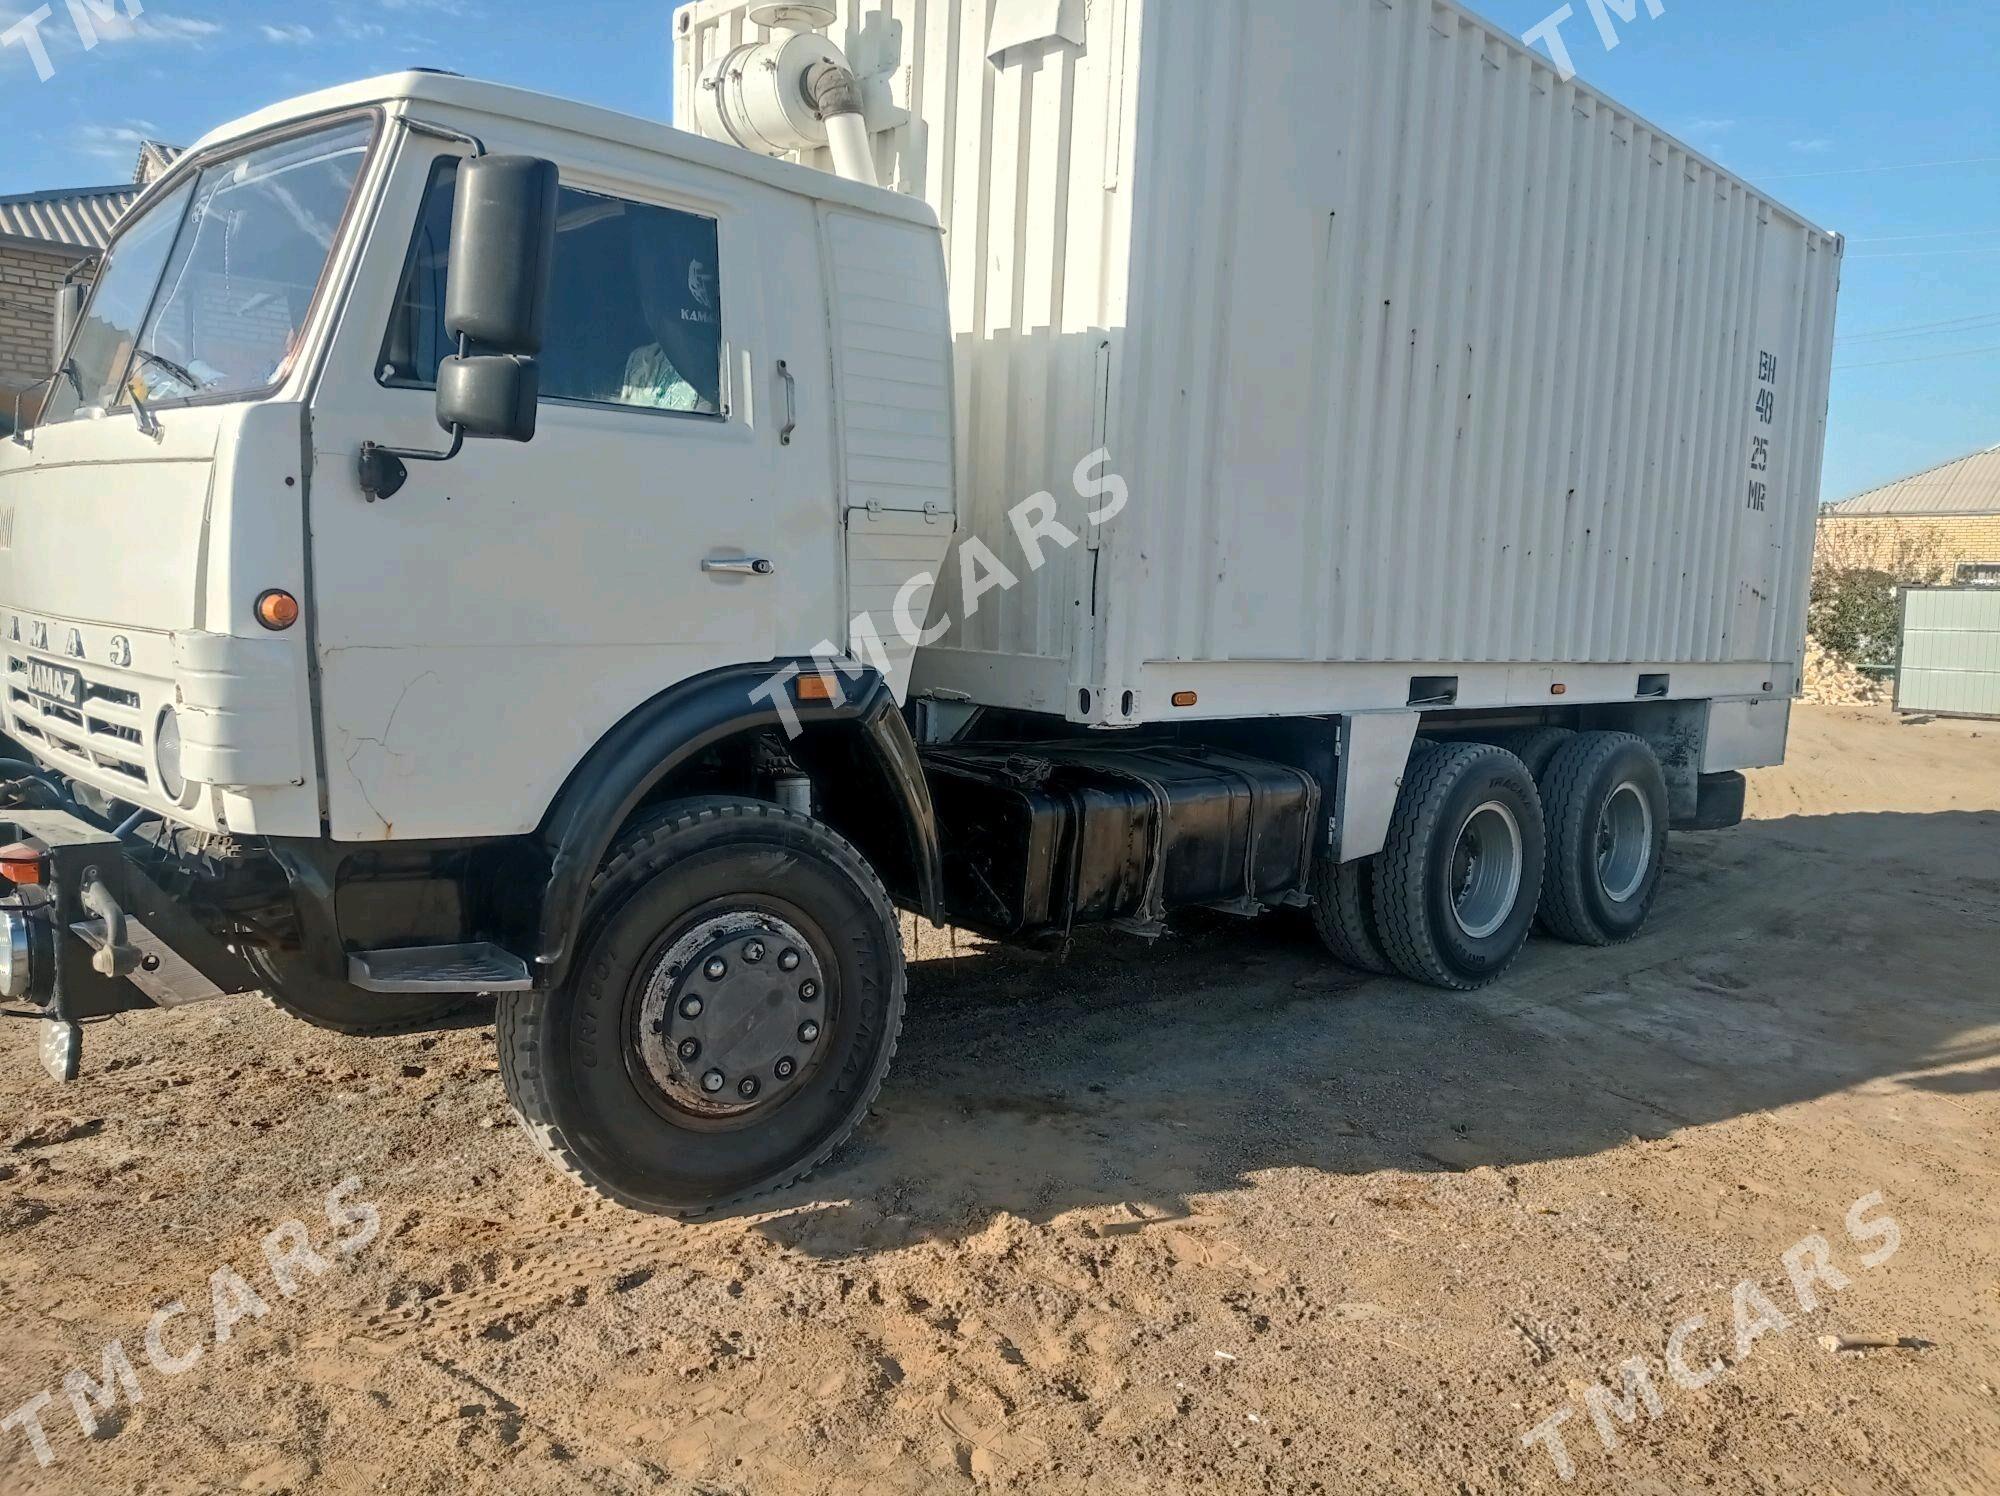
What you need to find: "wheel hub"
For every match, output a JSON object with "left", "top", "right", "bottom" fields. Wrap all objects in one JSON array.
[
  {"left": 1596, "top": 781, "right": 1654, "bottom": 904},
  {"left": 633, "top": 914, "right": 830, "bottom": 1119},
  {"left": 1450, "top": 800, "right": 1524, "bottom": 941}
]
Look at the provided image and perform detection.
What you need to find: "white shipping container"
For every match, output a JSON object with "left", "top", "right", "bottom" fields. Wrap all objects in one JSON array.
[{"left": 675, "top": 0, "right": 1842, "bottom": 727}]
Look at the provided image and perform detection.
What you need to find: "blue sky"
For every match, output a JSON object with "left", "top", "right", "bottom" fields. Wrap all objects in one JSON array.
[{"left": 1, "top": 0, "right": 1992, "bottom": 501}]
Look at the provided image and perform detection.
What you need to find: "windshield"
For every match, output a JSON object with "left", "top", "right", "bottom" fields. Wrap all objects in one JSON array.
[{"left": 41, "top": 118, "right": 376, "bottom": 426}]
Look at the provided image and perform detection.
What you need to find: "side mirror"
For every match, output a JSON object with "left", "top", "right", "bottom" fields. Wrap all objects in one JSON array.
[
  {"left": 437, "top": 353, "right": 539, "bottom": 442},
  {"left": 359, "top": 154, "right": 559, "bottom": 500},
  {"left": 445, "top": 155, "right": 558, "bottom": 357},
  {"left": 52, "top": 282, "right": 85, "bottom": 367}
]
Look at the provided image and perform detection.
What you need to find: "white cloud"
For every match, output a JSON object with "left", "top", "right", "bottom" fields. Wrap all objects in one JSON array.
[
  {"left": 133, "top": 14, "right": 223, "bottom": 41},
  {"left": 260, "top": 22, "right": 316, "bottom": 43},
  {"left": 0, "top": 5, "right": 220, "bottom": 82},
  {"left": 1789, "top": 138, "right": 1835, "bottom": 155},
  {"left": 76, "top": 120, "right": 161, "bottom": 163}
]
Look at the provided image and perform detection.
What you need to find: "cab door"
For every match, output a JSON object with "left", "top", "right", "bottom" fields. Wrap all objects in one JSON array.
[{"left": 307, "top": 126, "right": 841, "bottom": 842}]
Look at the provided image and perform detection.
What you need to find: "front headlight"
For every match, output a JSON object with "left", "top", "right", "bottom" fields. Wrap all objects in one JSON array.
[
  {"left": 0, "top": 910, "right": 31, "bottom": 999},
  {"left": 156, "top": 707, "right": 186, "bottom": 801}
]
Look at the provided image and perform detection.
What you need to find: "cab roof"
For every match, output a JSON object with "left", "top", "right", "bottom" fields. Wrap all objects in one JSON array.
[{"left": 172, "top": 70, "right": 939, "bottom": 230}]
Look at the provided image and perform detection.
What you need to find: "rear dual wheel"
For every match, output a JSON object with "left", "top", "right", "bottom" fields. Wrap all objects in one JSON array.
[
  {"left": 1537, "top": 733, "right": 1669, "bottom": 947},
  {"left": 498, "top": 799, "right": 904, "bottom": 1217},
  {"left": 1371, "top": 744, "right": 1547, "bottom": 991},
  {"left": 1312, "top": 743, "right": 1547, "bottom": 990}
]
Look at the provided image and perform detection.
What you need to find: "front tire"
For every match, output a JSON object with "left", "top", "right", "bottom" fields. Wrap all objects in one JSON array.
[
  {"left": 1537, "top": 733, "right": 1669, "bottom": 947},
  {"left": 499, "top": 799, "right": 904, "bottom": 1217},
  {"left": 1372, "top": 744, "right": 1545, "bottom": 991}
]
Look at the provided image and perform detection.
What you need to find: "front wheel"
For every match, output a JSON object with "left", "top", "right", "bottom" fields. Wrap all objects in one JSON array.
[{"left": 499, "top": 799, "right": 904, "bottom": 1217}]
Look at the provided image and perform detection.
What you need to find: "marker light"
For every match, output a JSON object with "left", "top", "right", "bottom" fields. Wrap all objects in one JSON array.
[
  {"left": 0, "top": 842, "right": 46, "bottom": 887},
  {"left": 256, "top": 590, "right": 301, "bottom": 631}
]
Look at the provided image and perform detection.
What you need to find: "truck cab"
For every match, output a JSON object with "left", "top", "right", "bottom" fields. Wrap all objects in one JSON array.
[{"left": 0, "top": 73, "right": 962, "bottom": 1206}]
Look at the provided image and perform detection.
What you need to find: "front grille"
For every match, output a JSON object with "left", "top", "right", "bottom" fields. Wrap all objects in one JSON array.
[{"left": 7, "top": 652, "right": 152, "bottom": 788}]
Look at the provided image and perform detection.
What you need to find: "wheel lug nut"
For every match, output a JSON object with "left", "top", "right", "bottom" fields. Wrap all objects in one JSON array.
[
  {"left": 778, "top": 949, "right": 801, "bottom": 972},
  {"left": 798, "top": 980, "right": 819, "bottom": 1002},
  {"left": 704, "top": 957, "right": 728, "bottom": 981},
  {"left": 702, "top": 1070, "right": 725, "bottom": 1093},
  {"left": 681, "top": 996, "right": 704, "bottom": 1019},
  {"left": 744, "top": 940, "right": 766, "bottom": 963},
  {"left": 798, "top": 1021, "right": 820, "bottom": 1044},
  {"left": 738, "top": 1077, "right": 760, "bottom": 1100},
  {"left": 679, "top": 1039, "right": 700, "bottom": 1062},
  {"left": 775, "top": 1058, "right": 796, "bottom": 1080}
]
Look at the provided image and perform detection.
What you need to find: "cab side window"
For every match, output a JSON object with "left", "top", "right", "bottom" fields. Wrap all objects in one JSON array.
[{"left": 379, "top": 159, "right": 724, "bottom": 417}]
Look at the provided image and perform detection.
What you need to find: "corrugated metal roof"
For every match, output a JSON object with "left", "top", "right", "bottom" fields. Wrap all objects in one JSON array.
[
  {"left": 0, "top": 182, "right": 140, "bottom": 254},
  {"left": 1826, "top": 445, "right": 2000, "bottom": 518},
  {"left": 134, "top": 141, "right": 182, "bottom": 185}
]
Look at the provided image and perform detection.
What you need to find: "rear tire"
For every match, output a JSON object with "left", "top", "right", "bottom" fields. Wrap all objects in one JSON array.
[
  {"left": 1309, "top": 854, "right": 1392, "bottom": 975},
  {"left": 1537, "top": 733, "right": 1669, "bottom": 947},
  {"left": 1372, "top": 744, "right": 1545, "bottom": 991},
  {"left": 498, "top": 799, "right": 904, "bottom": 1218},
  {"left": 1484, "top": 726, "right": 1575, "bottom": 782}
]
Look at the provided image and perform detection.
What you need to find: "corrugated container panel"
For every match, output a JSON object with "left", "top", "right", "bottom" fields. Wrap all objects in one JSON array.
[
  {"left": 679, "top": 0, "right": 1129, "bottom": 695},
  {"left": 1898, "top": 588, "right": 2000, "bottom": 720},
  {"left": 677, "top": 0, "right": 1840, "bottom": 719}
]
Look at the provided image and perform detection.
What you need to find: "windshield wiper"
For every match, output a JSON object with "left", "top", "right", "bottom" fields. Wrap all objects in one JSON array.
[
  {"left": 126, "top": 350, "right": 201, "bottom": 440},
  {"left": 134, "top": 348, "right": 201, "bottom": 393}
]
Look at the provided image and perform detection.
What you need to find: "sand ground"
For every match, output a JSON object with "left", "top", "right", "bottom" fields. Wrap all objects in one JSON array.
[{"left": 1, "top": 704, "right": 1996, "bottom": 1494}]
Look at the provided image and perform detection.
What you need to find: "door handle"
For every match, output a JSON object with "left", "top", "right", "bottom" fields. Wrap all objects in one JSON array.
[
  {"left": 703, "top": 557, "right": 777, "bottom": 577},
  {"left": 777, "top": 359, "right": 797, "bottom": 447}
]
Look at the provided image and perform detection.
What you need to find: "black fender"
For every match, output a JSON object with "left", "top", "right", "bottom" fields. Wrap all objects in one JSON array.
[{"left": 533, "top": 661, "right": 943, "bottom": 981}]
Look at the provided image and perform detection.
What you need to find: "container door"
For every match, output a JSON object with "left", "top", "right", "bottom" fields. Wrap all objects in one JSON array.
[{"left": 306, "top": 138, "right": 839, "bottom": 842}]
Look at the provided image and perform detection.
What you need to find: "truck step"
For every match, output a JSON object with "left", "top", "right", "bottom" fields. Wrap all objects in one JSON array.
[{"left": 348, "top": 943, "right": 534, "bottom": 994}]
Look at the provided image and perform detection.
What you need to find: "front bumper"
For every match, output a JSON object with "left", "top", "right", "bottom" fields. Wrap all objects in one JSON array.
[{"left": 1, "top": 806, "right": 256, "bottom": 1078}]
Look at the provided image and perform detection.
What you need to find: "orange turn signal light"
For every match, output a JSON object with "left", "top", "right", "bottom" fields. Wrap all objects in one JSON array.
[
  {"left": 1172, "top": 691, "right": 1199, "bottom": 709},
  {"left": 0, "top": 842, "right": 47, "bottom": 887},
  {"left": 795, "top": 674, "right": 839, "bottom": 704},
  {"left": 256, "top": 590, "right": 301, "bottom": 631},
  {"left": 1550, "top": 683, "right": 1568, "bottom": 697}
]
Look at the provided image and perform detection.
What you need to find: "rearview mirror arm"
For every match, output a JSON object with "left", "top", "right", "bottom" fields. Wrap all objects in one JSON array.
[
  {"left": 358, "top": 335, "right": 468, "bottom": 503},
  {"left": 10, "top": 370, "right": 61, "bottom": 448},
  {"left": 358, "top": 427, "right": 462, "bottom": 503}
]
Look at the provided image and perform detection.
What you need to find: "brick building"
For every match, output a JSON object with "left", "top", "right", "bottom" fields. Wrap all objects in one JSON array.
[
  {"left": 1819, "top": 445, "right": 2000, "bottom": 586},
  {"left": 0, "top": 142, "right": 179, "bottom": 435}
]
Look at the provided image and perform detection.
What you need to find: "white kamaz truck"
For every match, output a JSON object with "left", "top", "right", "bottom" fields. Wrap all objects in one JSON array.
[{"left": 0, "top": 0, "right": 1838, "bottom": 1215}]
